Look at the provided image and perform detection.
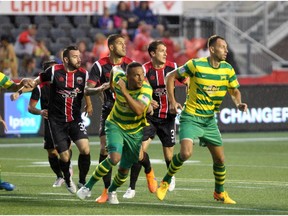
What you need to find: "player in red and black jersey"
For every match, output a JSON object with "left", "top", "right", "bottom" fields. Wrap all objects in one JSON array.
[
  {"left": 85, "top": 34, "right": 133, "bottom": 203},
  {"left": 28, "top": 46, "right": 91, "bottom": 194},
  {"left": 123, "top": 40, "right": 189, "bottom": 199},
  {"left": 28, "top": 59, "right": 75, "bottom": 188}
]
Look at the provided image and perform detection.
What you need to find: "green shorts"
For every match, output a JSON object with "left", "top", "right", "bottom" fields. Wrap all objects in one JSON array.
[
  {"left": 105, "top": 120, "right": 143, "bottom": 169},
  {"left": 179, "top": 111, "right": 223, "bottom": 147}
]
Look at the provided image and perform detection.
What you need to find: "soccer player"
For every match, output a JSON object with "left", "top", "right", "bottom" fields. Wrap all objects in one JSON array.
[
  {"left": 77, "top": 62, "right": 153, "bottom": 204},
  {"left": 156, "top": 35, "right": 248, "bottom": 204},
  {"left": 84, "top": 34, "right": 133, "bottom": 203},
  {"left": 123, "top": 40, "right": 188, "bottom": 199},
  {"left": 0, "top": 72, "right": 34, "bottom": 191},
  {"left": 22, "top": 46, "right": 92, "bottom": 194},
  {"left": 27, "top": 59, "right": 73, "bottom": 188}
]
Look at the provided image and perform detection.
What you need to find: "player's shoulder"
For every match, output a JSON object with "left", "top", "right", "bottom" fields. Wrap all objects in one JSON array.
[
  {"left": 165, "top": 60, "right": 177, "bottom": 69},
  {"left": 123, "top": 56, "right": 133, "bottom": 64},
  {"left": 97, "top": 56, "right": 110, "bottom": 66},
  {"left": 78, "top": 67, "right": 88, "bottom": 74}
]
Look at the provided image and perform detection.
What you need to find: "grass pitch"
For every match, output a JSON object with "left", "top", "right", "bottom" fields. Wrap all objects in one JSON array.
[{"left": 1, "top": 132, "right": 288, "bottom": 215}]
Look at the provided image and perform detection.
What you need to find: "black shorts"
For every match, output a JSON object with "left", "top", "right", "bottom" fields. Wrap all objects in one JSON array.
[
  {"left": 48, "top": 118, "right": 88, "bottom": 153},
  {"left": 99, "top": 101, "right": 114, "bottom": 137},
  {"left": 44, "top": 120, "right": 71, "bottom": 150},
  {"left": 142, "top": 117, "right": 176, "bottom": 147},
  {"left": 43, "top": 119, "right": 54, "bottom": 150}
]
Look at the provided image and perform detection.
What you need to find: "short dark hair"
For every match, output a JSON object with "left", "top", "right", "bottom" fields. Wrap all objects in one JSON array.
[
  {"left": 107, "top": 34, "right": 124, "bottom": 47},
  {"left": 148, "top": 40, "right": 166, "bottom": 57},
  {"left": 207, "top": 35, "right": 225, "bottom": 47},
  {"left": 126, "top": 62, "right": 142, "bottom": 75},
  {"left": 62, "top": 46, "right": 78, "bottom": 58},
  {"left": 42, "top": 60, "right": 57, "bottom": 71}
]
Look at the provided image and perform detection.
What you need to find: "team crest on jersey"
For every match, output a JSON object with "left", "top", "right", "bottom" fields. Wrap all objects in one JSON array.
[
  {"left": 77, "top": 77, "right": 83, "bottom": 84},
  {"left": 149, "top": 75, "right": 155, "bottom": 81},
  {"left": 58, "top": 76, "right": 65, "bottom": 82}
]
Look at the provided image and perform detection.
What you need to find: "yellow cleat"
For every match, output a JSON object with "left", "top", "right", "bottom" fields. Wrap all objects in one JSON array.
[
  {"left": 156, "top": 181, "right": 169, "bottom": 201},
  {"left": 213, "top": 191, "right": 236, "bottom": 204},
  {"left": 95, "top": 188, "right": 108, "bottom": 204},
  {"left": 146, "top": 168, "right": 158, "bottom": 193}
]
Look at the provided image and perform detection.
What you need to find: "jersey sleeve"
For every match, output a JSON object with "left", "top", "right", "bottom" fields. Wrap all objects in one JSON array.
[
  {"left": 177, "top": 60, "right": 195, "bottom": 78},
  {"left": 88, "top": 61, "right": 101, "bottom": 87},
  {"left": 112, "top": 66, "right": 125, "bottom": 87},
  {"left": 0, "top": 72, "right": 14, "bottom": 89},
  {"left": 137, "top": 82, "right": 152, "bottom": 107},
  {"left": 228, "top": 68, "right": 240, "bottom": 89},
  {"left": 30, "top": 86, "right": 40, "bottom": 101},
  {"left": 39, "top": 66, "right": 53, "bottom": 83}
]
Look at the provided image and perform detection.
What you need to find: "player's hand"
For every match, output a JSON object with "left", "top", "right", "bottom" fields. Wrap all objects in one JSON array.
[
  {"left": 117, "top": 79, "right": 127, "bottom": 93},
  {"left": 84, "top": 104, "right": 93, "bottom": 116},
  {"left": 169, "top": 101, "right": 182, "bottom": 114},
  {"left": 150, "top": 100, "right": 159, "bottom": 109},
  {"left": 237, "top": 103, "right": 248, "bottom": 112},
  {"left": 40, "top": 109, "right": 48, "bottom": 119},
  {"left": 10, "top": 92, "right": 20, "bottom": 101},
  {"left": 101, "top": 82, "right": 110, "bottom": 91},
  {"left": 147, "top": 104, "right": 154, "bottom": 116},
  {"left": 21, "top": 78, "right": 35, "bottom": 88}
]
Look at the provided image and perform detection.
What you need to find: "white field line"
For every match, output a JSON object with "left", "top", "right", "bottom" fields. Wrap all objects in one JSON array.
[
  {"left": 1, "top": 136, "right": 288, "bottom": 148},
  {"left": 1, "top": 158, "right": 287, "bottom": 170},
  {"left": 2, "top": 171, "right": 288, "bottom": 187},
  {"left": 0, "top": 194, "right": 288, "bottom": 214}
]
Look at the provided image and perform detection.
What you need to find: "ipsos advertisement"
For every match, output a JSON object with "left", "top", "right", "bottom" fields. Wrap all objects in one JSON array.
[{"left": 4, "top": 92, "right": 42, "bottom": 134}]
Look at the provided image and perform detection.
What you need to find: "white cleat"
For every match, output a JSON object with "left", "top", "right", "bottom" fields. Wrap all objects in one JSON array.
[
  {"left": 76, "top": 186, "right": 91, "bottom": 200},
  {"left": 66, "top": 180, "right": 77, "bottom": 194},
  {"left": 123, "top": 187, "right": 136, "bottom": 199},
  {"left": 108, "top": 191, "right": 119, "bottom": 204},
  {"left": 52, "top": 177, "right": 65, "bottom": 187},
  {"left": 168, "top": 176, "right": 176, "bottom": 192}
]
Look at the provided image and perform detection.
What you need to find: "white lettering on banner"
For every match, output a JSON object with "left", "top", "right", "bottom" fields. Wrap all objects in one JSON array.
[
  {"left": 0, "top": 1, "right": 182, "bottom": 15},
  {"left": 9, "top": 1, "right": 100, "bottom": 14},
  {"left": 219, "top": 107, "right": 288, "bottom": 124},
  {"left": 9, "top": 116, "right": 36, "bottom": 129}
]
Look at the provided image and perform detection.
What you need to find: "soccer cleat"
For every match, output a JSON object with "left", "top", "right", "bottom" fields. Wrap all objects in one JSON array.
[
  {"left": 65, "top": 179, "right": 77, "bottom": 194},
  {"left": 213, "top": 191, "right": 236, "bottom": 204},
  {"left": 95, "top": 188, "right": 108, "bottom": 203},
  {"left": 0, "top": 181, "right": 15, "bottom": 191},
  {"left": 156, "top": 181, "right": 169, "bottom": 201},
  {"left": 76, "top": 186, "right": 91, "bottom": 200},
  {"left": 146, "top": 168, "right": 157, "bottom": 193},
  {"left": 108, "top": 191, "right": 119, "bottom": 204},
  {"left": 52, "top": 177, "right": 65, "bottom": 187},
  {"left": 168, "top": 176, "right": 176, "bottom": 192},
  {"left": 123, "top": 187, "right": 136, "bottom": 199},
  {"left": 77, "top": 182, "right": 84, "bottom": 190}
]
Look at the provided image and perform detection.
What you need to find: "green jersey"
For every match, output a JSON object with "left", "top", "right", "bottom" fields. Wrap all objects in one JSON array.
[
  {"left": 0, "top": 72, "right": 14, "bottom": 89},
  {"left": 177, "top": 57, "right": 240, "bottom": 117},
  {"left": 107, "top": 67, "right": 153, "bottom": 134}
]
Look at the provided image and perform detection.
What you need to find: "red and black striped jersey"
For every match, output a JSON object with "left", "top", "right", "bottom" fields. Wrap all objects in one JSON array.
[
  {"left": 40, "top": 64, "right": 88, "bottom": 122},
  {"left": 30, "top": 82, "right": 50, "bottom": 110},
  {"left": 143, "top": 60, "right": 177, "bottom": 120},
  {"left": 87, "top": 56, "right": 133, "bottom": 103}
]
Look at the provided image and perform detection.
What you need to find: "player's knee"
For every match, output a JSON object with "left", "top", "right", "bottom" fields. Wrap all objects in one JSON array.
[
  {"left": 109, "top": 153, "right": 121, "bottom": 165},
  {"left": 180, "top": 151, "right": 192, "bottom": 161}
]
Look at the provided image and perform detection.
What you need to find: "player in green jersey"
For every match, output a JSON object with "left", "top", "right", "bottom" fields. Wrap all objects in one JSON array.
[
  {"left": 0, "top": 72, "right": 33, "bottom": 191},
  {"left": 77, "top": 62, "right": 153, "bottom": 204},
  {"left": 156, "top": 35, "right": 248, "bottom": 204}
]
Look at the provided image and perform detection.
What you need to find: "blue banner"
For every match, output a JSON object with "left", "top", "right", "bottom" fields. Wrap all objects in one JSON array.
[{"left": 4, "top": 92, "right": 42, "bottom": 134}]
